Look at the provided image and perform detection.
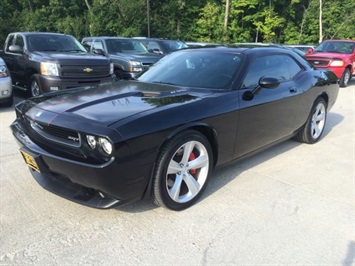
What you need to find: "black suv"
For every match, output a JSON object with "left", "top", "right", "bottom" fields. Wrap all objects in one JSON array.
[
  {"left": 0, "top": 32, "right": 115, "bottom": 97},
  {"left": 132, "top": 38, "right": 188, "bottom": 55},
  {"left": 82, "top": 37, "right": 161, "bottom": 79}
]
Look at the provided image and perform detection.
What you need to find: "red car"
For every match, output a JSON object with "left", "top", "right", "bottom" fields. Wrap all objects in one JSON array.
[{"left": 305, "top": 40, "right": 355, "bottom": 87}]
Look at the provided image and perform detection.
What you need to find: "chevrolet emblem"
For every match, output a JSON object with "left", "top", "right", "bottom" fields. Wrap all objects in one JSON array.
[{"left": 83, "top": 67, "right": 93, "bottom": 73}]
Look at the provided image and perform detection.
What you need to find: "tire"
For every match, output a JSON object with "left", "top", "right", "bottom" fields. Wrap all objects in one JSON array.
[
  {"left": 295, "top": 98, "right": 327, "bottom": 144},
  {"left": 152, "top": 130, "right": 213, "bottom": 210},
  {"left": 339, "top": 68, "right": 351, "bottom": 88},
  {"left": 1, "top": 95, "right": 13, "bottom": 107},
  {"left": 28, "top": 74, "right": 42, "bottom": 97},
  {"left": 114, "top": 69, "right": 123, "bottom": 80}
]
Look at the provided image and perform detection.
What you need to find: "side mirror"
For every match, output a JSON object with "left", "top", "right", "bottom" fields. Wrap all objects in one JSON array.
[
  {"left": 9, "top": 44, "right": 23, "bottom": 53},
  {"left": 93, "top": 48, "right": 106, "bottom": 56},
  {"left": 307, "top": 48, "right": 313, "bottom": 54},
  {"left": 258, "top": 76, "right": 280, "bottom": 89},
  {"left": 150, "top": 48, "right": 163, "bottom": 55},
  {"left": 243, "top": 76, "right": 280, "bottom": 101}
]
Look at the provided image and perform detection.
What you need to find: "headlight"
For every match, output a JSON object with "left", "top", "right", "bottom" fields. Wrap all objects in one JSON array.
[
  {"left": 129, "top": 61, "right": 143, "bottom": 72},
  {"left": 85, "top": 134, "right": 113, "bottom": 155},
  {"left": 330, "top": 60, "right": 344, "bottom": 67},
  {"left": 99, "top": 137, "right": 113, "bottom": 155},
  {"left": 0, "top": 65, "right": 9, "bottom": 78},
  {"left": 40, "top": 62, "right": 59, "bottom": 76},
  {"left": 86, "top": 135, "right": 97, "bottom": 149}
]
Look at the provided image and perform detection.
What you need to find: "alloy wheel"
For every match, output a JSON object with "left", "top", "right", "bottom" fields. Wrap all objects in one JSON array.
[{"left": 166, "top": 140, "right": 209, "bottom": 203}]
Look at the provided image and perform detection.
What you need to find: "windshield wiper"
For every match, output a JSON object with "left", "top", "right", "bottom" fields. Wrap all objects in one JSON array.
[
  {"left": 59, "top": 49, "right": 84, "bottom": 52},
  {"left": 38, "top": 49, "right": 58, "bottom": 52}
]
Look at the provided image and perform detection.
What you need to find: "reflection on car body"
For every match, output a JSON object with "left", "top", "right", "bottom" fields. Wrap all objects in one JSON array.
[{"left": 11, "top": 47, "right": 339, "bottom": 211}]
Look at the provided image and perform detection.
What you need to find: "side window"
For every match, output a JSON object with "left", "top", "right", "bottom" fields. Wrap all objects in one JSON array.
[
  {"left": 15, "top": 35, "right": 24, "bottom": 48},
  {"left": 147, "top": 41, "right": 160, "bottom": 51},
  {"left": 92, "top": 40, "right": 103, "bottom": 51},
  {"left": 82, "top": 41, "right": 92, "bottom": 51},
  {"left": 5, "top": 35, "right": 15, "bottom": 51},
  {"left": 242, "top": 54, "right": 301, "bottom": 88},
  {"left": 285, "top": 56, "right": 302, "bottom": 78}
]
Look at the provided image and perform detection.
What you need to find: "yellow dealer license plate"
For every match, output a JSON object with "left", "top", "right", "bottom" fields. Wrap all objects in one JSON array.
[{"left": 20, "top": 150, "right": 41, "bottom": 173}]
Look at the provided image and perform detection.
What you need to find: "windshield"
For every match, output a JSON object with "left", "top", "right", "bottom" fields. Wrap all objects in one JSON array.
[
  {"left": 161, "top": 40, "right": 188, "bottom": 53},
  {"left": 106, "top": 39, "right": 149, "bottom": 54},
  {"left": 138, "top": 50, "right": 242, "bottom": 89},
  {"left": 27, "top": 34, "right": 87, "bottom": 52},
  {"left": 314, "top": 41, "right": 355, "bottom": 54}
]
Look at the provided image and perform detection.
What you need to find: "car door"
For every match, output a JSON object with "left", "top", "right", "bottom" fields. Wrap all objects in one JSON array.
[
  {"left": 12, "top": 34, "right": 27, "bottom": 83},
  {"left": 5, "top": 33, "right": 27, "bottom": 84},
  {"left": 234, "top": 53, "right": 303, "bottom": 158}
]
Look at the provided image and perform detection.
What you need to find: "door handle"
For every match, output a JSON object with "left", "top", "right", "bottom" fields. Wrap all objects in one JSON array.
[{"left": 289, "top": 88, "right": 297, "bottom": 93}]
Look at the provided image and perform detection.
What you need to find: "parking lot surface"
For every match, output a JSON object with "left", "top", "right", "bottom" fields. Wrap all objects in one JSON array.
[{"left": 1, "top": 82, "right": 354, "bottom": 265}]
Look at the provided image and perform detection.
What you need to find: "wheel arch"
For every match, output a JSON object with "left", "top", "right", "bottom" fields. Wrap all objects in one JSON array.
[
  {"left": 159, "top": 123, "right": 219, "bottom": 167},
  {"left": 26, "top": 68, "right": 38, "bottom": 85},
  {"left": 317, "top": 92, "right": 329, "bottom": 107}
]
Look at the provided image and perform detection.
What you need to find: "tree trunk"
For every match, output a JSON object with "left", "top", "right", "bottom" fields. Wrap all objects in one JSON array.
[
  {"left": 319, "top": 0, "right": 323, "bottom": 43},
  {"left": 223, "top": 0, "right": 230, "bottom": 41}
]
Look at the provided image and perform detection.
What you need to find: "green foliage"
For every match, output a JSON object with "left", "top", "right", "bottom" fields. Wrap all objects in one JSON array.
[
  {"left": 195, "top": 2, "right": 223, "bottom": 42},
  {"left": 0, "top": 0, "right": 354, "bottom": 46}
]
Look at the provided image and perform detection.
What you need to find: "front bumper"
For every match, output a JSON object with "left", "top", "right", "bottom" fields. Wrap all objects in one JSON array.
[
  {"left": 0, "top": 76, "right": 13, "bottom": 100},
  {"left": 11, "top": 120, "right": 150, "bottom": 209},
  {"left": 38, "top": 74, "right": 116, "bottom": 94}
]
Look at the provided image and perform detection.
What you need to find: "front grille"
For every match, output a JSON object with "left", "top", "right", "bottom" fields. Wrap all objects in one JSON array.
[
  {"left": 308, "top": 60, "right": 329, "bottom": 67},
  {"left": 60, "top": 64, "right": 109, "bottom": 78},
  {"left": 30, "top": 121, "right": 81, "bottom": 147},
  {"left": 142, "top": 62, "right": 154, "bottom": 70}
]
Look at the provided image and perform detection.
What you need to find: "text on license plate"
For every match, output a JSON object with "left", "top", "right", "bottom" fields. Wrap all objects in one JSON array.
[{"left": 20, "top": 150, "right": 41, "bottom": 173}]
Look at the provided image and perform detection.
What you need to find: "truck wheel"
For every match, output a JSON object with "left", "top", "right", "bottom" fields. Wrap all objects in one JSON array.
[
  {"left": 339, "top": 68, "right": 351, "bottom": 88},
  {"left": 114, "top": 69, "right": 123, "bottom": 80},
  {"left": 29, "top": 75, "right": 42, "bottom": 97},
  {"left": 0, "top": 96, "right": 13, "bottom": 107}
]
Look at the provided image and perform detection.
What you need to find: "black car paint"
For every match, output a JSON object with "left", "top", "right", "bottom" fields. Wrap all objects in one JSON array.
[{"left": 11, "top": 47, "right": 339, "bottom": 208}]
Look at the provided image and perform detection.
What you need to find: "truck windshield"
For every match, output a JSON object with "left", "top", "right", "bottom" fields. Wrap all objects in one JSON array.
[
  {"left": 27, "top": 35, "right": 87, "bottom": 53},
  {"left": 161, "top": 40, "right": 188, "bottom": 53},
  {"left": 106, "top": 39, "right": 149, "bottom": 55},
  {"left": 314, "top": 41, "right": 355, "bottom": 54}
]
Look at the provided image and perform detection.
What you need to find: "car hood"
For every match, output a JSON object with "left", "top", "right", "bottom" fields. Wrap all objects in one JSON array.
[
  {"left": 109, "top": 53, "right": 161, "bottom": 63},
  {"left": 23, "top": 81, "right": 213, "bottom": 127},
  {"left": 31, "top": 51, "right": 109, "bottom": 64},
  {"left": 305, "top": 52, "right": 350, "bottom": 60}
]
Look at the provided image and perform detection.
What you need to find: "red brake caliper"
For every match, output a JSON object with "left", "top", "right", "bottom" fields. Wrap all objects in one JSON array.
[{"left": 189, "top": 153, "right": 196, "bottom": 175}]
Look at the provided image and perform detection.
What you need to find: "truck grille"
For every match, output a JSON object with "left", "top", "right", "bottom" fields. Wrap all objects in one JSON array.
[
  {"left": 60, "top": 64, "right": 109, "bottom": 78},
  {"left": 30, "top": 121, "right": 81, "bottom": 147},
  {"left": 307, "top": 59, "right": 329, "bottom": 67}
]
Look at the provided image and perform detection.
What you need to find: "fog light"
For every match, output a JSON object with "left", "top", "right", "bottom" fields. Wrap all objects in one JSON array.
[
  {"left": 49, "top": 87, "right": 59, "bottom": 91},
  {"left": 99, "top": 138, "right": 113, "bottom": 155},
  {"left": 86, "top": 135, "right": 96, "bottom": 149},
  {"left": 1, "top": 90, "right": 9, "bottom": 96}
]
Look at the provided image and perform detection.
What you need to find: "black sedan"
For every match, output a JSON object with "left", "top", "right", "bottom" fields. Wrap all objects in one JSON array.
[{"left": 11, "top": 47, "right": 339, "bottom": 210}]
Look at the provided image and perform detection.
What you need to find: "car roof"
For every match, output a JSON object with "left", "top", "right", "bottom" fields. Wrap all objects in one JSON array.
[
  {"left": 321, "top": 40, "right": 355, "bottom": 43},
  {"left": 132, "top": 37, "right": 184, "bottom": 42},
  {"left": 179, "top": 45, "right": 298, "bottom": 55},
  {"left": 15, "top": 32, "right": 72, "bottom": 37},
  {"left": 82, "top": 36, "right": 132, "bottom": 41}
]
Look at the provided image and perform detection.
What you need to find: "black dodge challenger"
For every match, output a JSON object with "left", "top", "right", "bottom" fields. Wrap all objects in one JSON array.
[{"left": 11, "top": 46, "right": 339, "bottom": 210}]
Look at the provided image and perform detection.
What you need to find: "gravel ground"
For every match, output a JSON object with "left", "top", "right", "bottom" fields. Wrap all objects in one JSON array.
[{"left": 1, "top": 82, "right": 354, "bottom": 265}]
